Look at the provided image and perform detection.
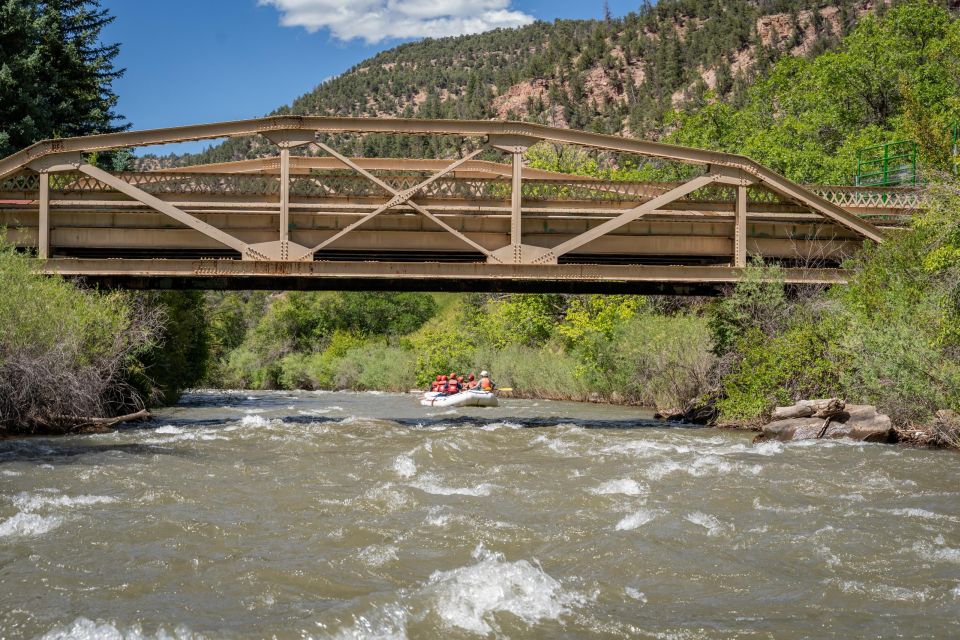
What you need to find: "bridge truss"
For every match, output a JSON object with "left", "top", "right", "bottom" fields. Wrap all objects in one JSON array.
[{"left": 0, "top": 117, "right": 919, "bottom": 293}]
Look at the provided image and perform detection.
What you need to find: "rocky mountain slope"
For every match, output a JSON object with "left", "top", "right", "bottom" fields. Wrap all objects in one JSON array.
[{"left": 147, "top": 0, "right": 883, "bottom": 166}]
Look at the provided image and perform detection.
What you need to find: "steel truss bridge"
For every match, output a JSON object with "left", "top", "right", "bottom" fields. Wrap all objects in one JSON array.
[{"left": 0, "top": 117, "right": 920, "bottom": 294}]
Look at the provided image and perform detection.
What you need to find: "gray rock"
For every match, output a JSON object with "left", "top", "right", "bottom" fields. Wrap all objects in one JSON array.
[
  {"left": 762, "top": 417, "right": 828, "bottom": 441},
  {"left": 761, "top": 402, "right": 893, "bottom": 443}
]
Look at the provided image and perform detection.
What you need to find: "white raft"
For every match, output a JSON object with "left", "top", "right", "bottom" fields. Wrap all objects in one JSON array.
[{"left": 420, "top": 389, "right": 499, "bottom": 408}]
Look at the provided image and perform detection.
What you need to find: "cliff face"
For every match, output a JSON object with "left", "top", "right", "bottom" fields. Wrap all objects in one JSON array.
[{"left": 144, "top": 0, "right": 882, "bottom": 167}]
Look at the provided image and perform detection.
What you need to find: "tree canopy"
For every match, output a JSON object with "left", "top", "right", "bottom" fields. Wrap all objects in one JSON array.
[{"left": 0, "top": 0, "right": 127, "bottom": 157}]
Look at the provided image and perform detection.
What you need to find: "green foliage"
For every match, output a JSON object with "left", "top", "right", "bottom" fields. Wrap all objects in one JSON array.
[
  {"left": 707, "top": 258, "right": 788, "bottom": 357},
  {"left": 0, "top": 245, "right": 157, "bottom": 431},
  {"left": 716, "top": 176, "right": 960, "bottom": 425},
  {"left": 718, "top": 322, "right": 847, "bottom": 421},
  {"left": 668, "top": 0, "right": 960, "bottom": 183},
  {"left": 478, "top": 294, "right": 564, "bottom": 348},
  {"left": 133, "top": 292, "right": 210, "bottom": 405},
  {"left": 0, "top": 0, "right": 127, "bottom": 157},
  {"left": 412, "top": 327, "right": 476, "bottom": 387},
  {"left": 608, "top": 313, "right": 715, "bottom": 409},
  {"left": 555, "top": 295, "right": 643, "bottom": 377}
]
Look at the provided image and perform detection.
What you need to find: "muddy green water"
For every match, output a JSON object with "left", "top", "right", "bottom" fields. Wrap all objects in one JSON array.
[{"left": 1, "top": 390, "right": 959, "bottom": 639}]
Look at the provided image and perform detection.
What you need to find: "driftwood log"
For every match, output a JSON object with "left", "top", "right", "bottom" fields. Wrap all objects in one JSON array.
[{"left": 47, "top": 409, "right": 151, "bottom": 432}]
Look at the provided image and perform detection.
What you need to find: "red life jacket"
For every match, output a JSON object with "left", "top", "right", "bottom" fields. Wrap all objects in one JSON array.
[{"left": 446, "top": 379, "right": 460, "bottom": 394}]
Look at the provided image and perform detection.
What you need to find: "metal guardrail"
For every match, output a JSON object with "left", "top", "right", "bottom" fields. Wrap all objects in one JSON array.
[{"left": 0, "top": 169, "right": 925, "bottom": 213}]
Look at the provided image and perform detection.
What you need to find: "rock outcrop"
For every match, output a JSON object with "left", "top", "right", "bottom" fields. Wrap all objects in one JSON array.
[{"left": 758, "top": 399, "right": 893, "bottom": 443}]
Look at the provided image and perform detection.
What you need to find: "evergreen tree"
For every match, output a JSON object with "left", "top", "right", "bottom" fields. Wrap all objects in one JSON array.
[{"left": 0, "top": 0, "right": 127, "bottom": 157}]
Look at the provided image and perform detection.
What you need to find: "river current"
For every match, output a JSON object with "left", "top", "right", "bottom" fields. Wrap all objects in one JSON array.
[{"left": 1, "top": 390, "right": 958, "bottom": 639}]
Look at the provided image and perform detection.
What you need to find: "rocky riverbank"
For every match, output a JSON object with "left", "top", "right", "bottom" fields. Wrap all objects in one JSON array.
[{"left": 660, "top": 397, "right": 960, "bottom": 450}]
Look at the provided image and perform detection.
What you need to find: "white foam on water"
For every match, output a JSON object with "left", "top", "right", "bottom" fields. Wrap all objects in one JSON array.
[
  {"left": 1, "top": 469, "right": 21, "bottom": 476},
  {"left": 688, "top": 455, "right": 762, "bottom": 478},
  {"left": 12, "top": 492, "right": 116, "bottom": 511},
  {"left": 591, "top": 479, "right": 647, "bottom": 497},
  {"left": 752, "top": 498, "right": 817, "bottom": 514},
  {"left": 880, "top": 508, "right": 959, "bottom": 523},
  {"left": 325, "top": 605, "right": 409, "bottom": 640},
  {"left": 750, "top": 440, "right": 786, "bottom": 456},
  {"left": 531, "top": 434, "right": 576, "bottom": 455},
  {"left": 425, "top": 513, "right": 450, "bottom": 527},
  {"left": 0, "top": 511, "right": 62, "bottom": 538},
  {"left": 480, "top": 421, "right": 523, "bottom": 431},
  {"left": 239, "top": 414, "right": 270, "bottom": 428},
  {"left": 951, "top": 584, "right": 960, "bottom": 599},
  {"left": 911, "top": 541, "right": 960, "bottom": 564},
  {"left": 600, "top": 441, "right": 692, "bottom": 457},
  {"left": 643, "top": 461, "right": 683, "bottom": 481},
  {"left": 392, "top": 455, "right": 417, "bottom": 479},
  {"left": 424, "top": 546, "right": 585, "bottom": 634},
  {"left": 40, "top": 617, "right": 203, "bottom": 639},
  {"left": 358, "top": 544, "right": 399, "bottom": 568},
  {"left": 142, "top": 430, "right": 228, "bottom": 445},
  {"left": 685, "top": 512, "right": 733, "bottom": 537},
  {"left": 826, "top": 578, "right": 930, "bottom": 602},
  {"left": 409, "top": 475, "right": 493, "bottom": 497},
  {"left": 615, "top": 509, "right": 658, "bottom": 531},
  {"left": 153, "top": 425, "right": 184, "bottom": 435},
  {"left": 625, "top": 587, "right": 647, "bottom": 603}
]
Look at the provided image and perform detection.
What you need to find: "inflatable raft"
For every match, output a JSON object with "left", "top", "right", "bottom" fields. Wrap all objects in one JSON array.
[{"left": 420, "top": 389, "right": 499, "bottom": 408}]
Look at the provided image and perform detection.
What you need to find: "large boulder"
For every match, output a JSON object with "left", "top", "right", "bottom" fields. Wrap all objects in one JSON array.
[
  {"left": 761, "top": 417, "right": 828, "bottom": 441},
  {"left": 760, "top": 400, "right": 893, "bottom": 443}
]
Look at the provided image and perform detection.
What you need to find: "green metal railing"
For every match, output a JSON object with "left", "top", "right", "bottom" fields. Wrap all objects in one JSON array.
[{"left": 856, "top": 140, "right": 917, "bottom": 187}]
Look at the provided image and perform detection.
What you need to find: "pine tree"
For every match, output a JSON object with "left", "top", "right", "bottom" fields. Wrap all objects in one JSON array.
[{"left": 0, "top": 0, "right": 127, "bottom": 157}]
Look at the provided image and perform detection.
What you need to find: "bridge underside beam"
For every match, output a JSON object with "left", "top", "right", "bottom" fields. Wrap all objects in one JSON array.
[{"left": 42, "top": 258, "right": 848, "bottom": 296}]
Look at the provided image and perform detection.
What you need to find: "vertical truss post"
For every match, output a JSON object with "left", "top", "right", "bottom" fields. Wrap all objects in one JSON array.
[
  {"left": 259, "top": 129, "right": 316, "bottom": 258},
  {"left": 280, "top": 147, "right": 291, "bottom": 243},
  {"left": 510, "top": 150, "right": 523, "bottom": 251},
  {"left": 38, "top": 171, "right": 50, "bottom": 259},
  {"left": 489, "top": 134, "right": 539, "bottom": 263},
  {"left": 734, "top": 184, "right": 747, "bottom": 268}
]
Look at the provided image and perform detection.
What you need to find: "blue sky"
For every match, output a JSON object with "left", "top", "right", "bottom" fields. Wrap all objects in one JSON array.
[{"left": 101, "top": 0, "right": 640, "bottom": 154}]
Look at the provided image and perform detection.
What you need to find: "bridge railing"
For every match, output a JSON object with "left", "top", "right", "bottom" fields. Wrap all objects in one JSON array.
[{"left": 1, "top": 168, "right": 924, "bottom": 213}]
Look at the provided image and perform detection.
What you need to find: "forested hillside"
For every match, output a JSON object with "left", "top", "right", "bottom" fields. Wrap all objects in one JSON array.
[{"left": 153, "top": 0, "right": 881, "bottom": 166}]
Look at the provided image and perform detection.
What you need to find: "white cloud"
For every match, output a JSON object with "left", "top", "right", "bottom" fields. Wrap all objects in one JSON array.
[{"left": 258, "top": 0, "right": 535, "bottom": 44}]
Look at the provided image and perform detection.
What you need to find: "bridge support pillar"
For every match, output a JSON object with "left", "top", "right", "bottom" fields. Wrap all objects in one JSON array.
[
  {"left": 38, "top": 171, "right": 49, "bottom": 259},
  {"left": 511, "top": 149, "right": 523, "bottom": 258},
  {"left": 280, "top": 147, "right": 290, "bottom": 243},
  {"left": 734, "top": 184, "right": 747, "bottom": 268}
]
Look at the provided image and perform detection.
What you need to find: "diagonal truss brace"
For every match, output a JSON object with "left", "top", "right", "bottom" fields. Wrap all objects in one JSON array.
[
  {"left": 313, "top": 143, "right": 497, "bottom": 260},
  {"left": 75, "top": 163, "right": 252, "bottom": 256},
  {"left": 530, "top": 174, "right": 721, "bottom": 264}
]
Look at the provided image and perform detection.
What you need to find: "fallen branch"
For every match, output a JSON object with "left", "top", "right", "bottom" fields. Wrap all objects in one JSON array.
[{"left": 50, "top": 409, "right": 151, "bottom": 431}]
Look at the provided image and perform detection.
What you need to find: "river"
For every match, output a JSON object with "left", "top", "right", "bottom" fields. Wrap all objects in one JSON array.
[{"left": 1, "top": 390, "right": 958, "bottom": 639}]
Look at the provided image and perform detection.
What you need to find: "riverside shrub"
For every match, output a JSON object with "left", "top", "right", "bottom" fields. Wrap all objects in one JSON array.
[{"left": 0, "top": 246, "right": 159, "bottom": 432}]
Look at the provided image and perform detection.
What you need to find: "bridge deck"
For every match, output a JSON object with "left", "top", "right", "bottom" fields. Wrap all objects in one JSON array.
[{"left": 0, "top": 116, "right": 916, "bottom": 291}]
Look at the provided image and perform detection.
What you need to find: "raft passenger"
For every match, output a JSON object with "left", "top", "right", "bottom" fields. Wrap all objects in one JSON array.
[
  {"left": 478, "top": 370, "right": 495, "bottom": 391},
  {"left": 445, "top": 375, "right": 460, "bottom": 395}
]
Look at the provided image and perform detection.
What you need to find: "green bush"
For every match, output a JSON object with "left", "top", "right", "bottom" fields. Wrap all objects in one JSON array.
[
  {"left": 610, "top": 312, "right": 715, "bottom": 409},
  {"left": 717, "top": 320, "right": 848, "bottom": 422},
  {"left": 0, "top": 246, "right": 159, "bottom": 432}
]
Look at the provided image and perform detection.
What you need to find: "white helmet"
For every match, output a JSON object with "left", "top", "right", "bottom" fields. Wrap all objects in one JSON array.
[{"left": 480, "top": 370, "right": 489, "bottom": 377}]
